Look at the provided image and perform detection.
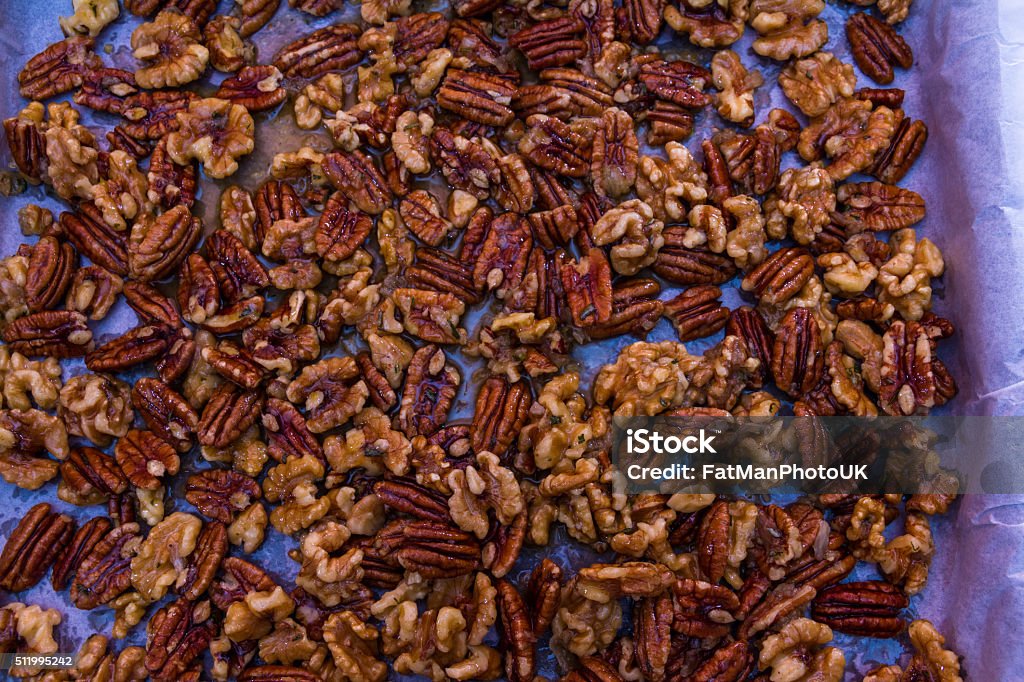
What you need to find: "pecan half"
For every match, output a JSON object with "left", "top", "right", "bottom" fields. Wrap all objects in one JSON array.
[
  {"left": 121, "top": 90, "right": 197, "bottom": 141},
  {"left": 19, "top": 36, "right": 101, "bottom": 100},
  {"left": 197, "top": 384, "right": 264, "bottom": 448},
  {"left": 525, "top": 558, "right": 562, "bottom": 637},
  {"left": 116, "top": 429, "right": 180, "bottom": 490},
  {"left": 4, "top": 115, "right": 46, "bottom": 182},
  {"left": 438, "top": 70, "right": 516, "bottom": 127},
  {"left": 560, "top": 249, "right": 613, "bottom": 327},
  {"left": 847, "top": 13, "right": 913, "bottom": 85},
  {"left": 811, "top": 580, "right": 908, "bottom": 637},
  {"left": 26, "top": 236, "right": 76, "bottom": 313},
  {"left": 51, "top": 516, "right": 112, "bottom": 590},
  {"left": 0, "top": 503, "right": 75, "bottom": 591},
  {"left": 638, "top": 58, "right": 712, "bottom": 108},
  {"left": 129, "top": 205, "right": 202, "bottom": 282},
  {"left": 771, "top": 308, "right": 825, "bottom": 398},
  {"left": 509, "top": 17, "right": 587, "bottom": 70},
  {"left": 71, "top": 522, "right": 141, "bottom": 609},
  {"left": 2, "top": 310, "right": 94, "bottom": 358},
  {"left": 833, "top": 181, "right": 925, "bottom": 232},
  {"left": 498, "top": 579, "right": 536, "bottom": 682},
  {"left": 664, "top": 285, "right": 729, "bottom": 342},
  {"left": 726, "top": 307, "right": 773, "bottom": 388},
  {"left": 179, "top": 521, "right": 228, "bottom": 601},
  {"left": 653, "top": 228, "right": 737, "bottom": 285},
  {"left": 145, "top": 598, "right": 216, "bottom": 680},
  {"left": 322, "top": 151, "right": 392, "bottom": 215},
  {"left": 673, "top": 578, "right": 740, "bottom": 638},
  {"left": 635, "top": 594, "right": 673, "bottom": 682},
  {"left": 396, "top": 345, "right": 460, "bottom": 437},
  {"left": 519, "top": 115, "right": 590, "bottom": 178},
  {"left": 878, "top": 320, "right": 935, "bottom": 416},
  {"left": 186, "top": 469, "right": 261, "bottom": 523},
  {"left": 273, "top": 24, "right": 362, "bottom": 78},
  {"left": 374, "top": 478, "right": 451, "bottom": 522},
  {"left": 148, "top": 137, "right": 198, "bottom": 209},
  {"left": 741, "top": 247, "right": 815, "bottom": 305},
  {"left": 471, "top": 376, "right": 531, "bottom": 456},
  {"left": 60, "top": 446, "right": 129, "bottom": 504},
  {"left": 408, "top": 248, "right": 482, "bottom": 305},
  {"left": 132, "top": 377, "right": 199, "bottom": 452},
  {"left": 872, "top": 118, "right": 927, "bottom": 185},
  {"left": 215, "top": 65, "right": 287, "bottom": 111},
  {"left": 263, "top": 398, "right": 323, "bottom": 462},
  {"left": 59, "top": 204, "right": 129, "bottom": 276},
  {"left": 431, "top": 128, "right": 500, "bottom": 200},
  {"left": 389, "top": 520, "right": 481, "bottom": 577}
]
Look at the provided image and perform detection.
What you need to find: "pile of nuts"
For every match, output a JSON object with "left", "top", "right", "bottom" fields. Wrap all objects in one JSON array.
[{"left": 0, "top": 0, "right": 964, "bottom": 680}]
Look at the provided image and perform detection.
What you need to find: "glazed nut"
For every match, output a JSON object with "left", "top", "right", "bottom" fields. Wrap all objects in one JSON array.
[
  {"left": 273, "top": 23, "right": 362, "bottom": 78},
  {"left": 438, "top": 69, "right": 516, "bottom": 127},
  {"left": 26, "top": 236, "right": 76, "bottom": 313},
  {"left": 396, "top": 344, "right": 460, "bottom": 437},
  {"left": 664, "top": 285, "right": 729, "bottom": 342},
  {"left": 771, "top": 308, "right": 826, "bottom": 398},
  {"left": 872, "top": 118, "right": 928, "bottom": 185},
  {"left": 508, "top": 16, "right": 586, "bottom": 70},
  {"left": 471, "top": 375, "right": 531, "bottom": 456},
  {"left": 18, "top": 36, "right": 101, "bottom": 100},
  {"left": 811, "top": 580, "right": 908, "bottom": 637},
  {"left": 0, "top": 503, "right": 75, "bottom": 591},
  {"left": 215, "top": 65, "right": 287, "bottom": 112},
  {"left": 322, "top": 151, "right": 393, "bottom": 215},
  {"left": 741, "top": 247, "right": 815, "bottom": 304},
  {"left": 186, "top": 469, "right": 262, "bottom": 523},
  {"left": 197, "top": 383, "right": 264, "bottom": 448},
  {"left": 847, "top": 13, "right": 913, "bottom": 85},
  {"left": 131, "top": 10, "right": 210, "bottom": 89},
  {"left": 165, "top": 98, "right": 255, "bottom": 179},
  {"left": 58, "top": 373, "right": 133, "bottom": 447},
  {"left": 2, "top": 310, "right": 94, "bottom": 359},
  {"left": 638, "top": 58, "right": 713, "bottom": 109},
  {"left": 132, "top": 377, "right": 199, "bottom": 452},
  {"left": 71, "top": 522, "right": 141, "bottom": 609},
  {"left": 116, "top": 429, "right": 180, "bottom": 490}
]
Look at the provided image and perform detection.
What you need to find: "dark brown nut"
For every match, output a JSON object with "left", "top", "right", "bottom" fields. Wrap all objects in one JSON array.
[
  {"left": 71, "top": 522, "right": 142, "bottom": 609},
  {"left": 0, "top": 502, "right": 75, "bottom": 591},
  {"left": 739, "top": 582, "right": 818, "bottom": 640},
  {"left": 834, "top": 181, "right": 925, "bottom": 233},
  {"left": 255, "top": 180, "right": 306, "bottom": 245},
  {"left": 664, "top": 285, "right": 729, "bottom": 342},
  {"left": 85, "top": 324, "right": 174, "bottom": 372},
  {"left": 273, "top": 24, "right": 362, "bottom": 78},
  {"left": 116, "top": 429, "right": 180, "bottom": 490},
  {"left": 60, "top": 446, "right": 129, "bottom": 504},
  {"left": 240, "top": 666, "right": 320, "bottom": 682},
  {"left": 856, "top": 86, "right": 906, "bottom": 108},
  {"left": 215, "top": 65, "right": 287, "bottom": 112},
  {"left": 198, "top": 384, "right": 264, "bottom": 448},
  {"left": 811, "top": 580, "right": 908, "bottom": 637},
  {"left": 399, "top": 191, "right": 451, "bottom": 246},
  {"left": 438, "top": 69, "right": 516, "bottom": 127},
  {"left": 322, "top": 151, "right": 392, "bottom": 215},
  {"left": 702, "top": 139, "right": 734, "bottom": 207},
  {"left": 374, "top": 478, "right": 451, "bottom": 522},
  {"left": 124, "top": 280, "right": 184, "bottom": 329},
  {"left": 120, "top": 90, "right": 197, "bottom": 142},
  {"left": 4, "top": 114, "right": 46, "bottom": 182},
  {"left": 589, "top": 280, "right": 665, "bottom": 340},
  {"left": 741, "top": 247, "right": 815, "bottom": 305},
  {"left": 178, "top": 254, "right": 219, "bottom": 325},
  {"left": 355, "top": 351, "right": 397, "bottom": 412},
  {"left": 847, "top": 13, "right": 913, "bottom": 85},
  {"left": 878, "top": 320, "right": 936, "bottom": 416},
  {"left": 591, "top": 107, "right": 639, "bottom": 198},
  {"left": 513, "top": 68, "right": 613, "bottom": 120},
  {"left": 146, "top": 138, "right": 197, "bottom": 211},
  {"left": 388, "top": 520, "right": 481, "bottom": 577},
  {"left": 179, "top": 521, "right": 227, "bottom": 601},
  {"left": 407, "top": 248, "right": 482, "bottom": 305},
  {"left": 528, "top": 205, "right": 578, "bottom": 250},
  {"left": 126, "top": 0, "right": 217, "bottom": 25},
  {"left": 494, "top": 152, "right": 535, "bottom": 213},
  {"left": 315, "top": 193, "right": 372, "bottom": 262},
  {"left": 146, "top": 598, "right": 216, "bottom": 680},
  {"left": 632, "top": 594, "right": 672, "bottom": 682},
  {"left": 242, "top": 318, "right": 320, "bottom": 374},
  {"left": 205, "top": 230, "right": 268, "bottom": 304},
  {"left": 653, "top": 228, "right": 738, "bottom": 285},
  {"left": 25, "top": 236, "right": 76, "bottom": 313},
  {"left": 286, "top": 356, "right": 367, "bottom": 433},
  {"left": 18, "top": 36, "right": 101, "bottom": 100},
  {"left": 672, "top": 578, "right": 740, "bottom": 638},
  {"left": 74, "top": 68, "right": 139, "bottom": 115},
  {"left": 291, "top": 0, "right": 341, "bottom": 16},
  {"left": 391, "top": 287, "right": 466, "bottom": 344},
  {"left": 263, "top": 398, "right": 323, "bottom": 463},
  {"left": 638, "top": 58, "right": 713, "bottom": 109},
  {"left": 238, "top": 0, "right": 280, "bottom": 36},
  {"left": 508, "top": 17, "right": 586, "bottom": 70},
  {"left": 186, "top": 470, "right": 261, "bottom": 522},
  {"left": 771, "top": 308, "right": 825, "bottom": 398},
  {"left": 726, "top": 307, "right": 773, "bottom": 388},
  {"left": 622, "top": 0, "right": 664, "bottom": 44},
  {"left": 396, "top": 345, "right": 460, "bottom": 437},
  {"left": 204, "top": 15, "right": 252, "bottom": 73},
  {"left": 471, "top": 376, "right": 531, "bottom": 456},
  {"left": 696, "top": 500, "right": 729, "bottom": 584},
  {"left": 211, "top": 556, "right": 276, "bottom": 610},
  {"left": 526, "top": 558, "right": 562, "bottom": 637},
  {"left": 484, "top": 510, "right": 527, "bottom": 578},
  {"left": 132, "top": 377, "right": 199, "bottom": 452},
  {"left": 202, "top": 342, "right": 266, "bottom": 389},
  {"left": 645, "top": 100, "right": 696, "bottom": 146},
  {"left": 685, "top": 640, "right": 752, "bottom": 682},
  {"left": 59, "top": 204, "right": 129, "bottom": 276},
  {"left": 51, "top": 516, "right": 112, "bottom": 590},
  {"left": 129, "top": 205, "right": 202, "bottom": 282},
  {"left": 65, "top": 265, "right": 123, "bottom": 321},
  {"left": 3, "top": 310, "right": 94, "bottom": 358},
  {"left": 560, "top": 249, "right": 613, "bottom": 327},
  {"left": 379, "top": 12, "right": 447, "bottom": 69},
  {"left": 471, "top": 212, "right": 534, "bottom": 295},
  {"left": 518, "top": 115, "right": 590, "bottom": 178},
  {"left": 498, "top": 579, "right": 536, "bottom": 682},
  {"left": 431, "top": 128, "right": 500, "bottom": 200}
]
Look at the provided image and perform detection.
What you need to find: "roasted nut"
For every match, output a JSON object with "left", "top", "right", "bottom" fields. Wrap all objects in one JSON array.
[
  {"left": 590, "top": 199, "right": 664, "bottom": 275},
  {"left": 165, "top": 98, "right": 255, "bottom": 179},
  {"left": 663, "top": 1, "right": 745, "bottom": 48},
  {"left": 274, "top": 24, "right": 362, "bottom": 78},
  {"left": 431, "top": 128, "right": 500, "bottom": 200},
  {"left": 18, "top": 36, "right": 101, "bottom": 100},
  {"left": 872, "top": 117, "right": 927, "bottom": 184},
  {"left": 400, "top": 191, "right": 452, "bottom": 247},
  {"left": 438, "top": 69, "right": 516, "bottom": 127},
  {"left": 391, "top": 288, "right": 467, "bottom": 345},
  {"left": 771, "top": 308, "right": 825, "bottom": 398},
  {"left": 3, "top": 310, "right": 94, "bottom": 358},
  {"left": 132, "top": 377, "right": 199, "bottom": 452},
  {"left": 779, "top": 52, "right": 857, "bottom": 118},
  {"left": 322, "top": 151, "right": 393, "bottom": 215},
  {"left": 811, "top": 580, "right": 908, "bottom": 637},
  {"left": 204, "top": 15, "right": 252, "bottom": 73},
  {"left": 132, "top": 11, "right": 210, "bottom": 89},
  {"left": 519, "top": 115, "right": 590, "bottom": 178},
  {"left": 397, "top": 345, "right": 460, "bottom": 437},
  {"left": 742, "top": 247, "right": 816, "bottom": 305},
  {"left": 197, "top": 384, "right": 263, "bottom": 448},
  {"left": 216, "top": 65, "right": 287, "bottom": 114},
  {"left": 146, "top": 597, "right": 216, "bottom": 680},
  {"left": 497, "top": 580, "right": 536, "bottom": 682},
  {"left": 72, "top": 522, "right": 142, "bottom": 609},
  {"left": 0, "top": 503, "right": 75, "bottom": 591},
  {"left": 470, "top": 375, "right": 531, "bottom": 456},
  {"left": 115, "top": 429, "right": 180, "bottom": 490},
  {"left": 712, "top": 50, "right": 763, "bottom": 125},
  {"left": 286, "top": 357, "right": 368, "bottom": 433},
  {"left": 664, "top": 286, "right": 729, "bottom": 342},
  {"left": 847, "top": 13, "right": 913, "bottom": 85},
  {"left": 186, "top": 469, "right": 261, "bottom": 522},
  {"left": 638, "top": 58, "right": 712, "bottom": 108},
  {"left": 25, "top": 236, "right": 75, "bottom": 313}
]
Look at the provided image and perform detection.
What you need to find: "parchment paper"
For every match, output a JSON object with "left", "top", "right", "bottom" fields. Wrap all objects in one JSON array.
[{"left": 1, "top": 0, "right": 1023, "bottom": 678}]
